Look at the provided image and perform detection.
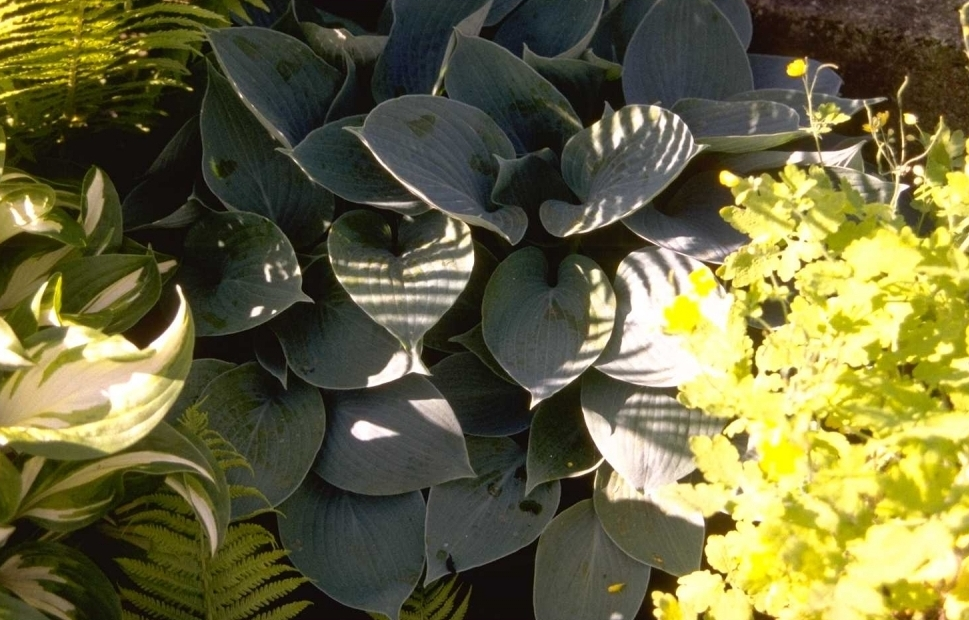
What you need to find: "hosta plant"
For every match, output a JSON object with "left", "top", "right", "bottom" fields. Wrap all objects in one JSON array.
[
  {"left": 121, "top": 0, "right": 892, "bottom": 617},
  {"left": 0, "top": 126, "right": 231, "bottom": 618}
]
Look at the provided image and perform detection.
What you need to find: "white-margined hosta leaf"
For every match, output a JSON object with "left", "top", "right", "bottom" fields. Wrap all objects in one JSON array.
[
  {"left": 177, "top": 210, "right": 309, "bottom": 337},
  {"left": 328, "top": 209, "right": 474, "bottom": 362},
  {"left": 482, "top": 247, "right": 615, "bottom": 407},
  {"left": 55, "top": 254, "right": 160, "bottom": 334},
  {"left": 532, "top": 499, "right": 650, "bottom": 620},
  {"left": 0, "top": 239, "right": 77, "bottom": 312},
  {"left": 349, "top": 95, "right": 528, "bottom": 244},
  {"left": 0, "top": 542, "right": 121, "bottom": 620},
  {"left": 581, "top": 370, "right": 724, "bottom": 492},
  {"left": 593, "top": 462, "right": 704, "bottom": 575},
  {"left": 0, "top": 179, "right": 83, "bottom": 247},
  {"left": 539, "top": 105, "right": 699, "bottom": 237},
  {"left": 445, "top": 32, "right": 582, "bottom": 154},
  {"left": 79, "top": 166, "right": 123, "bottom": 256},
  {"left": 595, "top": 246, "right": 730, "bottom": 386},
  {"left": 0, "top": 287, "right": 193, "bottom": 459},
  {"left": 0, "top": 589, "right": 49, "bottom": 619},
  {"left": 622, "top": 0, "right": 753, "bottom": 106},
  {"left": 492, "top": 0, "right": 604, "bottom": 58},
  {"left": 424, "top": 436, "right": 560, "bottom": 584},
  {"left": 0, "top": 316, "right": 30, "bottom": 370},
  {"left": 314, "top": 374, "right": 473, "bottom": 496}
]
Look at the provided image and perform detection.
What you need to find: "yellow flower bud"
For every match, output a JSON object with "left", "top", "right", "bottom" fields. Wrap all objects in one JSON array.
[
  {"left": 719, "top": 170, "right": 741, "bottom": 188},
  {"left": 903, "top": 112, "right": 918, "bottom": 125}
]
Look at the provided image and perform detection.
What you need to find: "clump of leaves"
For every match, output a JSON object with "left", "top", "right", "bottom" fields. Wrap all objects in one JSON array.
[
  {"left": 369, "top": 576, "right": 471, "bottom": 620},
  {"left": 654, "top": 162, "right": 969, "bottom": 619}
]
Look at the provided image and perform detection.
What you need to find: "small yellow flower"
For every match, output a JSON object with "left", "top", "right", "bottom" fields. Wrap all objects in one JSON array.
[
  {"left": 664, "top": 296, "right": 701, "bottom": 335},
  {"left": 903, "top": 112, "right": 918, "bottom": 125},
  {"left": 719, "top": 170, "right": 740, "bottom": 188},
  {"left": 862, "top": 110, "right": 890, "bottom": 133},
  {"left": 785, "top": 58, "right": 808, "bottom": 78}
]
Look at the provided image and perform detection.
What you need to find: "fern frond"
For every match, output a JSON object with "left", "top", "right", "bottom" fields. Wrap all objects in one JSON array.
[
  {"left": 370, "top": 576, "right": 472, "bottom": 620},
  {"left": 0, "top": 0, "right": 230, "bottom": 155},
  {"left": 101, "top": 412, "right": 310, "bottom": 620}
]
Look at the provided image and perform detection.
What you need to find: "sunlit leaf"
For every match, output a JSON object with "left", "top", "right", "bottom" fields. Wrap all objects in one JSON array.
[
  {"left": 540, "top": 105, "right": 698, "bottom": 237},
  {"left": 671, "top": 98, "right": 804, "bottom": 153}
]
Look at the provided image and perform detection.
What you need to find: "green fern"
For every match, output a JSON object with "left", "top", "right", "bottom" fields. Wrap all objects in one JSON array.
[
  {"left": 0, "top": 0, "right": 264, "bottom": 157},
  {"left": 101, "top": 409, "right": 310, "bottom": 620},
  {"left": 370, "top": 576, "right": 472, "bottom": 620}
]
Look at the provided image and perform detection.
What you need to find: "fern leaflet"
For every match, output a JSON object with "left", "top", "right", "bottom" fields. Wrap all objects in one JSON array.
[{"left": 370, "top": 576, "right": 472, "bottom": 620}]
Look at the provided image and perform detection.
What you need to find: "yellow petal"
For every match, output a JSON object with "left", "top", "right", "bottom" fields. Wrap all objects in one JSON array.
[{"left": 785, "top": 58, "right": 808, "bottom": 78}]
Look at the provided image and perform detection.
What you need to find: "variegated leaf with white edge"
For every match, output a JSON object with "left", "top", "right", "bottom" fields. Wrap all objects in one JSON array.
[
  {"left": 0, "top": 288, "right": 194, "bottom": 459},
  {"left": 0, "top": 316, "right": 30, "bottom": 370}
]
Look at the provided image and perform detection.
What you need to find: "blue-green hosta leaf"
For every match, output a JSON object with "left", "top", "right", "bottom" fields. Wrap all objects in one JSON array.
[
  {"left": 289, "top": 115, "right": 423, "bottom": 212},
  {"left": 593, "top": 462, "right": 704, "bottom": 575},
  {"left": 168, "top": 358, "right": 236, "bottom": 422},
  {"left": 14, "top": 422, "right": 224, "bottom": 537},
  {"left": 0, "top": 542, "right": 121, "bottom": 620},
  {"left": 671, "top": 98, "right": 805, "bottom": 153},
  {"left": 0, "top": 316, "right": 30, "bottom": 370},
  {"left": 450, "top": 323, "right": 515, "bottom": 385},
  {"left": 55, "top": 254, "right": 161, "bottom": 334},
  {"left": 273, "top": 257, "right": 419, "bottom": 390},
  {"left": 79, "top": 167, "right": 123, "bottom": 255},
  {"left": 178, "top": 211, "right": 309, "bottom": 337},
  {"left": 721, "top": 139, "right": 868, "bottom": 174},
  {"left": 525, "top": 382, "right": 601, "bottom": 494},
  {"left": 0, "top": 180, "right": 84, "bottom": 248},
  {"left": 728, "top": 89, "right": 884, "bottom": 121},
  {"left": 278, "top": 476, "right": 425, "bottom": 620},
  {"left": 424, "top": 241, "right": 498, "bottom": 353},
  {"left": 0, "top": 288, "right": 193, "bottom": 459},
  {"left": 540, "top": 105, "right": 698, "bottom": 237},
  {"left": 207, "top": 27, "right": 343, "bottom": 148},
  {"left": 445, "top": 33, "right": 582, "bottom": 154},
  {"left": 428, "top": 352, "right": 531, "bottom": 437},
  {"left": 201, "top": 64, "right": 333, "bottom": 249},
  {"left": 199, "top": 362, "right": 325, "bottom": 517},
  {"left": 533, "top": 499, "right": 650, "bottom": 620},
  {"left": 0, "top": 589, "right": 49, "bottom": 620},
  {"left": 328, "top": 209, "right": 474, "bottom": 361},
  {"left": 749, "top": 54, "right": 842, "bottom": 94},
  {"left": 830, "top": 166, "right": 900, "bottom": 205},
  {"left": 482, "top": 248, "right": 615, "bottom": 407},
  {"left": 711, "top": 0, "right": 752, "bottom": 48},
  {"left": 485, "top": 0, "right": 526, "bottom": 25},
  {"left": 622, "top": 0, "right": 753, "bottom": 106},
  {"left": 590, "top": 0, "right": 657, "bottom": 63},
  {"left": 581, "top": 370, "right": 723, "bottom": 491},
  {"left": 522, "top": 48, "right": 621, "bottom": 126},
  {"left": 424, "top": 436, "right": 560, "bottom": 584},
  {"left": 350, "top": 96, "right": 527, "bottom": 244},
  {"left": 253, "top": 326, "right": 287, "bottom": 387},
  {"left": 622, "top": 171, "right": 749, "bottom": 263},
  {"left": 493, "top": 0, "right": 604, "bottom": 58},
  {"left": 301, "top": 23, "right": 386, "bottom": 73},
  {"left": 595, "top": 247, "right": 729, "bottom": 385},
  {"left": 314, "top": 374, "right": 473, "bottom": 495},
  {"left": 372, "top": 0, "right": 491, "bottom": 102}
]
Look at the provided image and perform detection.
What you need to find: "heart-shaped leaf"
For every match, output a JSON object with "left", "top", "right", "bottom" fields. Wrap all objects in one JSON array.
[
  {"left": 445, "top": 33, "right": 582, "bottom": 154},
  {"left": 199, "top": 362, "right": 326, "bottom": 517},
  {"left": 168, "top": 358, "right": 236, "bottom": 422},
  {"left": 540, "top": 105, "right": 698, "bottom": 237},
  {"left": 493, "top": 0, "right": 605, "bottom": 58},
  {"left": 749, "top": 54, "right": 842, "bottom": 94},
  {"left": 424, "top": 436, "right": 560, "bottom": 584},
  {"left": 428, "top": 352, "right": 532, "bottom": 437},
  {"left": 327, "top": 209, "right": 474, "bottom": 359},
  {"left": 593, "top": 462, "right": 705, "bottom": 575},
  {"left": 482, "top": 248, "right": 615, "bottom": 407},
  {"left": 201, "top": 63, "right": 333, "bottom": 248},
  {"left": 525, "top": 381, "right": 601, "bottom": 494},
  {"left": 350, "top": 95, "right": 527, "bottom": 244},
  {"left": 314, "top": 374, "right": 474, "bottom": 495},
  {"left": 595, "top": 246, "right": 729, "bottom": 386},
  {"left": 278, "top": 475, "right": 426, "bottom": 620},
  {"left": 533, "top": 499, "right": 651, "bottom": 620},
  {"left": 178, "top": 211, "right": 309, "bottom": 337},
  {"left": 671, "top": 98, "right": 804, "bottom": 153},
  {"left": 424, "top": 241, "right": 498, "bottom": 352},
  {"left": 288, "top": 115, "right": 423, "bottom": 212},
  {"left": 207, "top": 27, "right": 343, "bottom": 147},
  {"left": 273, "top": 256, "right": 421, "bottom": 390},
  {"left": 581, "top": 370, "right": 724, "bottom": 491},
  {"left": 622, "top": 0, "right": 753, "bottom": 106},
  {"left": 622, "top": 171, "right": 749, "bottom": 264},
  {"left": 372, "top": 0, "right": 491, "bottom": 101}
]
